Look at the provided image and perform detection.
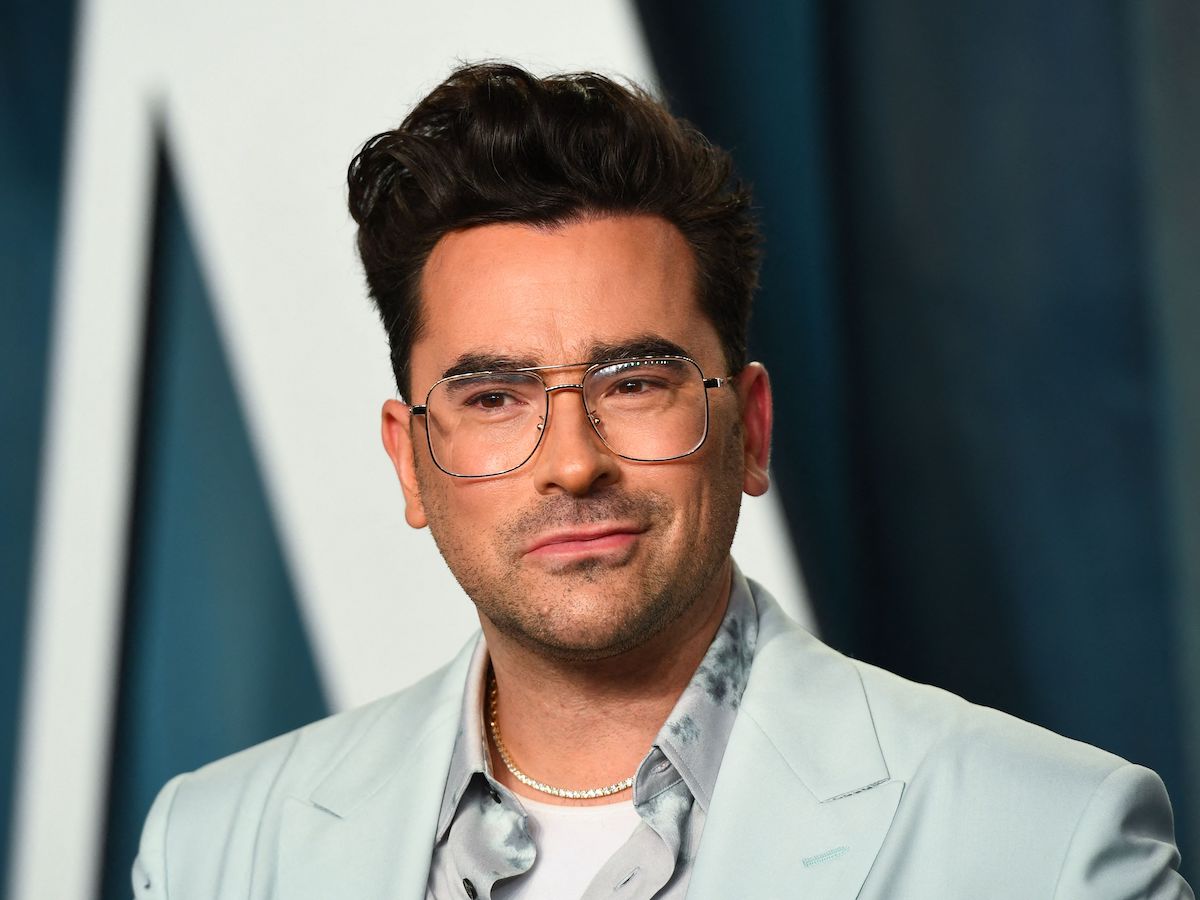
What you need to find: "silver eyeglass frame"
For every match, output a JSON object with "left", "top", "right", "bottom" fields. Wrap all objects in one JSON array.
[{"left": 409, "top": 355, "right": 731, "bottom": 478}]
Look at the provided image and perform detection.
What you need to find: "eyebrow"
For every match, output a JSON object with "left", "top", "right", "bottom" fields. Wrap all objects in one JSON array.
[
  {"left": 441, "top": 353, "right": 540, "bottom": 379},
  {"left": 439, "top": 334, "right": 692, "bottom": 379},
  {"left": 584, "top": 335, "right": 692, "bottom": 363}
]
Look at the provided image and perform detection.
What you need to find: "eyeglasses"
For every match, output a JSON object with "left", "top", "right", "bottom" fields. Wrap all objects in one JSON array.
[{"left": 410, "top": 356, "right": 731, "bottom": 478}]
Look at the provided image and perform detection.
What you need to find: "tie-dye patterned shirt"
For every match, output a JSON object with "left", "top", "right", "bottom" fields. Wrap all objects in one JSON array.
[{"left": 425, "top": 567, "right": 760, "bottom": 900}]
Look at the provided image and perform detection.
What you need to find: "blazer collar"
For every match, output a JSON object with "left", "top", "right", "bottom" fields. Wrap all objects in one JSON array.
[
  {"left": 687, "top": 579, "right": 904, "bottom": 898},
  {"left": 741, "top": 580, "right": 891, "bottom": 801},
  {"left": 278, "top": 635, "right": 479, "bottom": 900}
]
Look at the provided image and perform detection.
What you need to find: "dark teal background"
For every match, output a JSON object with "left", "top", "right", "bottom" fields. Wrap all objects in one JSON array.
[
  {"left": 2, "top": 2, "right": 1196, "bottom": 894},
  {"left": 637, "top": 0, "right": 1198, "bottom": 880},
  {"left": 1, "top": 0, "right": 76, "bottom": 887}
]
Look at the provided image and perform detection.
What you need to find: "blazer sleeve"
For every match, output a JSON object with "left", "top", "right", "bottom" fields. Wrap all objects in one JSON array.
[
  {"left": 1053, "top": 763, "right": 1193, "bottom": 900},
  {"left": 131, "top": 775, "right": 185, "bottom": 899}
]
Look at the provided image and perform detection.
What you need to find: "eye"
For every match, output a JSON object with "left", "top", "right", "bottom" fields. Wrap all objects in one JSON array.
[
  {"left": 608, "top": 377, "right": 671, "bottom": 399},
  {"left": 466, "top": 391, "right": 516, "bottom": 409}
]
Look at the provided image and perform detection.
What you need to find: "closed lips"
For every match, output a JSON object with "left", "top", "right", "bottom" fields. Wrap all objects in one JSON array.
[{"left": 524, "top": 525, "right": 645, "bottom": 554}]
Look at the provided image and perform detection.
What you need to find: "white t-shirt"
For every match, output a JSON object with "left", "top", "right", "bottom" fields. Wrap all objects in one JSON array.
[{"left": 491, "top": 795, "right": 642, "bottom": 899}]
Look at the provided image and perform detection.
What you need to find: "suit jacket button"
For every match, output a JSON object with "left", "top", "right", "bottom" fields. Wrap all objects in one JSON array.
[{"left": 463, "top": 878, "right": 478, "bottom": 898}]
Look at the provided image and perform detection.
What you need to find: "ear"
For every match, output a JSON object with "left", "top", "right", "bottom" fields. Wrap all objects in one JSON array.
[
  {"left": 381, "top": 399, "right": 428, "bottom": 528},
  {"left": 735, "top": 362, "right": 773, "bottom": 497}
]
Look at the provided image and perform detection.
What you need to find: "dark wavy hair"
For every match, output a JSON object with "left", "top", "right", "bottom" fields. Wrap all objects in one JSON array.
[{"left": 347, "top": 62, "right": 761, "bottom": 398}]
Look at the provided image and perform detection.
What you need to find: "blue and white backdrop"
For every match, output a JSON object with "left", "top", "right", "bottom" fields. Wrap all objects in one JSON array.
[{"left": 3, "top": 1, "right": 1197, "bottom": 897}]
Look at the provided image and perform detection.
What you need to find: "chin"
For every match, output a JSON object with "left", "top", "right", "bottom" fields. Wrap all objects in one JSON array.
[
  {"left": 506, "top": 625, "right": 658, "bottom": 662},
  {"left": 486, "top": 583, "right": 686, "bottom": 662},
  {"left": 532, "top": 556, "right": 627, "bottom": 580}
]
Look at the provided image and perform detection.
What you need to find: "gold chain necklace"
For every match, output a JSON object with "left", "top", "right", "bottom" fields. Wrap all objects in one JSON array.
[{"left": 487, "top": 672, "right": 635, "bottom": 800}]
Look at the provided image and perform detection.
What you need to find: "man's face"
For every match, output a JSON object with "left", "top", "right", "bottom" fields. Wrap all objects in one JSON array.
[{"left": 382, "top": 215, "right": 771, "bottom": 660}]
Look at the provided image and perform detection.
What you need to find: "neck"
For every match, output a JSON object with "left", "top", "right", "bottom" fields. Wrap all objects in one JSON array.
[{"left": 481, "top": 560, "right": 732, "bottom": 805}]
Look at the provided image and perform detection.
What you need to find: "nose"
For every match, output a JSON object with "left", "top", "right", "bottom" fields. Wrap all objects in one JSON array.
[{"left": 529, "top": 385, "right": 620, "bottom": 496}]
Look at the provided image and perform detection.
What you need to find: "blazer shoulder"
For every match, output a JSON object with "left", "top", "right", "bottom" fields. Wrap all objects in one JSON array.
[
  {"left": 855, "top": 663, "right": 1191, "bottom": 896},
  {"left": 728, "top": 580, "right": 1191, "bottom": 896},
  {"left": 748, "top": 578, "right": 1126, "bottom": 794},
  {"left": 133, "top": 644, "right": 474, "bottom": 897},
  {"left": 852, "top": 657, "right": 1125, "bottom": 789},
  {"left": 179, "top": 650, "right": 463, "bottom": 806}
]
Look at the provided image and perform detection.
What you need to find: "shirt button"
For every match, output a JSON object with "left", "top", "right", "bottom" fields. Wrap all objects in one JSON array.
[
  {"left": 463, "top": 878, "right": 477, "bottom": 898},
  {"left": 489, "top": 787, "right": 502, "bottom": 803}
]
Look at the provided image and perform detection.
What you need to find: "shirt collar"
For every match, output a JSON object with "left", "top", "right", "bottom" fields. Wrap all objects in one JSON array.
[
  {"left": 637, "top": 565, "right": 758, "bottom": 812},
  {"left": 436, "top": 637, "right": 493, "bottom": 842},
  {"left": 434, "top": 562, "right": 759, "bottom": 837}
]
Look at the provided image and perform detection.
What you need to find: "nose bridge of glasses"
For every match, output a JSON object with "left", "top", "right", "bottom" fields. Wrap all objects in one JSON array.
[{"left": 539, "top": 380, "right": 602, "bottom": 433}]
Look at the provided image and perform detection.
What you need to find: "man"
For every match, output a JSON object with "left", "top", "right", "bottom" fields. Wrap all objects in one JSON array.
[{"left": 133, "top": 63, "right": 1191, "bottom": 899}]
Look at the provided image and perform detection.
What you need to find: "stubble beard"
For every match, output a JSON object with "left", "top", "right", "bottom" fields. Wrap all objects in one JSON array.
[{"left": 415, "top": 430, "right": 745, "bottom": 662}]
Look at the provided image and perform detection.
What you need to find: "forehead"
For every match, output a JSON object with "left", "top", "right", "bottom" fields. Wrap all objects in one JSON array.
[{"left": 412, "top": 215, "right": 719, "bottom": 387}]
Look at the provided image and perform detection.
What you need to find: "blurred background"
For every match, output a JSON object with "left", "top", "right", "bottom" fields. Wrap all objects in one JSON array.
[{"left": 2, "top": 0, "right": 1196, "bottom": 896}]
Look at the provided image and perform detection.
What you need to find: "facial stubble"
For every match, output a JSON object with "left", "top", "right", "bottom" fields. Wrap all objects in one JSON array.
[{"left": 414, "top": 425, "right": 746, "bottom": 661}]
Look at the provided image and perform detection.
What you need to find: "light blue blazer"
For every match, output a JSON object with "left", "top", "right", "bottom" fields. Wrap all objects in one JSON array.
[{"left": 133, "top": 581, "right": 1193, "bottom": 898}]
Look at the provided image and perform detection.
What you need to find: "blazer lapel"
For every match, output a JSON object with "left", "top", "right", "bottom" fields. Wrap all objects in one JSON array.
[
  {"left": 688, "top": 585, "right": 904, "bottom": 899},
  {"left": 277, "top": 638, "right": 477, "bottom": 900}
]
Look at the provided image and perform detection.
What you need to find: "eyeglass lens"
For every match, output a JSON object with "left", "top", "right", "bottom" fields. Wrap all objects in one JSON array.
[{"left": 424, "top": 358, "right": 710, "bottom": 477}]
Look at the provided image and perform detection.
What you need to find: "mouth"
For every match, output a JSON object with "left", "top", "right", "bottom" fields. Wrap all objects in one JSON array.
[{"left": 523, "top": 523, "right": 647, "bottom": 562}]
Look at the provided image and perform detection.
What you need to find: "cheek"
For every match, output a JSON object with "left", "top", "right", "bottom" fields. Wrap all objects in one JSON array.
[
  {"left": 681, "top": 422, "right": 745, "bottom": 524},
  {"left": 648, "top": 451, "right": 737, "bottom": 531},
  {"left": 415, "top": 459, "right": 510, "bottom": 549},
  {"left": 412, "top": 453, "right": 459, "bottom": 539}
]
